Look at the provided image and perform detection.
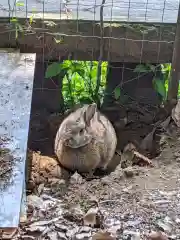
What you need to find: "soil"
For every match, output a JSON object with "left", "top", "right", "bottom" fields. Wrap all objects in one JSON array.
[
  {"left": 18, "top": 101, "right": 180, "bottom": 240},
  {"left": 0, "top": 137, "right": 14, "bottom": 191}
]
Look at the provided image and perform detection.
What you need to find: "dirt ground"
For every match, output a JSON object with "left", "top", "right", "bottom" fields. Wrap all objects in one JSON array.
[
  {"left": 12, "top": 101, "right": 180, "bottom": 240},
  {"left": 0, "top": 137, "right": 14, "bottom": 191}
]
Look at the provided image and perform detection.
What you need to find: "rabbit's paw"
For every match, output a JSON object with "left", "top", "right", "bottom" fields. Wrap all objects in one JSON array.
[
  {"left": 100, "top": 164, "right": 108, "bottom": 171},
  {"left": 98, "top": 161, "right": 109, "bottom": 171}
]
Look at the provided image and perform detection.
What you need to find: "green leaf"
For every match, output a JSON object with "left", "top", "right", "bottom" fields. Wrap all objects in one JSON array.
[
  {"left": 29, "top": 15, "right": 34, "bottom": 25},
  {"left": 16, "top": 1, "right": 24, "bottom": 6},
  {"left": 153, "top": 77, "right": 167, "bottom": 99},
  {"left": 79, "top": 97, "right": 93, "bottom": 104},
  {"left": 10, "top": 18, "right": 18, "bottom": 23},
  {"left": 15, "top": 26, "right": 18, "bottom": 39},
  {"left": 61, "top": 60, "right": 71, "bottom": 70},
  {"left": 90, "top": 67, "right": 97, "bottom": 79},
  {"left": 76, "top": 69, "right": 85, "bottom": 78},
  {"left": 44, "top": 21, "right": 57, "bottom": 27},
  {"left": 134, "top": 64, "right": 151, "bottom": 73},
  {"left": 45, "top": 62, "right": 61, "bottom": 78},
  {"left": 149, "top": 64, "right": 156, "bottom": 72},
  {"left": 17, "top": 23, "right": 23, "bottom": 32},
  {"left": 54, "top": 37, "right": 64, "bottom": 44},
  {"left": 114, "top": 87, "right": 121, "bottom": 100},
  {"left": 71, "top": 63, "right": 85, "bottom": 76}
]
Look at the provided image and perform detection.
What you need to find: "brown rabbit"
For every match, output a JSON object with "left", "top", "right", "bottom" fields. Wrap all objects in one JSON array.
[{"left": 54, "top": 103, "right": 117, "bottom": 173}]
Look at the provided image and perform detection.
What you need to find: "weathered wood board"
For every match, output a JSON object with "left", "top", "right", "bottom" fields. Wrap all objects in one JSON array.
[
  {"left": 0, "top": 17, "right": 176, "bottom": 63},
  {"left": 0, "top": 51, "right": 36, "bottom": 228}
]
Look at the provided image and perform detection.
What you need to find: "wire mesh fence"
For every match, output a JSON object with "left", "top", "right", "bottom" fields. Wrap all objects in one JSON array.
[
  {"left": 0, "top": 0, "right": 178, "bottom": 62},
  {"left": 0, "top": 0, "right": 179, "bottom": 98},
  {"left": 0, "top": 0, "right": 179, "bottom": 22},
  {"left": 0, "top": 1, "right": 178, "bottom": 113},
  {"left": 0, "top": 0, "right": 177, "bottom": 117}
]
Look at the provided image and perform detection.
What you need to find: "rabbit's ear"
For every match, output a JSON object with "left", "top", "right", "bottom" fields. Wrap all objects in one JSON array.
[{"left": 84, "top": 103, "right": 97, "bottom": 126}]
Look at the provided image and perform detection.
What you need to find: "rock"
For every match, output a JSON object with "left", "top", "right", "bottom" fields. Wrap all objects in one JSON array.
[
  {"left": 123, "top": 230, "right": 141, "bottom": 240},
  {"left": 49, "top": 178, "right": 67, "bottom": 196},
  {"left": 123, "top": 167, "right": 135, "bottom": 177},
  {"left": 83, "top": 207, "right": 103, "bottom": 228},
  {"left": 156, "top": 217, "right": 173, "bottom": 234},
  {"left": 172, "top": 100, "right": 180, "bottom": 127},
  {"left": 70, "top": 172, "right": 85, "bottom": 185},
  {"left": 148, "top": 231, "right": 168, "bottom": 240},
  {"left": 92, "top": 231, "right": 116, "bottom": 240},
  {"left": 123, "top": 167, "right": 140, "bottom": 178}
]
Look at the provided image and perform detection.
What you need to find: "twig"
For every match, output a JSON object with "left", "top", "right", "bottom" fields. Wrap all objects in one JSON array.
[
  {"left": 1, "top": 228, "right": 18, "bottom": 239},
  {"left": 0, "top": 167, "right": 12, "bottom": 177},
  {"left": 133, "top": 150, "right": 154, "bottom": 166}
]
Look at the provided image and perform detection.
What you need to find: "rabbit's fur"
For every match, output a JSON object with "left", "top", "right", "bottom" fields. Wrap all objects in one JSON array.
[{"left": 54, "top": 103, "right": 117, "bottom": 173}]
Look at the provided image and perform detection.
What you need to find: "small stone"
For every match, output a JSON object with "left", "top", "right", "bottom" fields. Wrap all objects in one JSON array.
[
  {"left": 148, "top": 231, "right": 168, "bottom": 240},
  {"left": 92, "top": 231, "right": 115, "bottom": 240},
  {"left": 123, "top": 230, "right": 141, "bottom": 240},
  {"left": 75, "top": 231, "right": 92, "bottom": 239},
  {"left": 70, "top": 172, "right": 84, "bottom": 184},
  {"left": 57, "top": 232, "right": 68, "bottom": 240},
  {"left": 124, "top": 167, "right": 135, "bottom": 177},
  {"left": 156, "top": 219, "right": 172, "bottom": 234},
  {"left": 83, "top": 207, "right": 101, "bottom": 227},
  {"left": 175, "top": 217, "right": 180, "bottom": 224}
]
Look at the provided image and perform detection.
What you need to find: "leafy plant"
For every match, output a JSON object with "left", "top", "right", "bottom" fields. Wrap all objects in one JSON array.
[
  {"left": 16, "top": 1, "right": 25, "bottom": 7},
  {"left": 153, "top": 77, "right": 167, "bottom": 100},
  {"left": 45, "top": 60, "right": 107, "bottom": 109},
  {"left": 134, "top": 63, "right": 156, "bottom": 73},
  {"left": 10, "top": 2, "right": 36, "bottom": 39},
  {"left": 134, "top": 63, "right": 172, "bottom": 101},
  {"left": 45, "top": 62, "right": 62, "bottom": 78},
  {"left": 114, "top": 87, "right": 121, "bottom": 100}
]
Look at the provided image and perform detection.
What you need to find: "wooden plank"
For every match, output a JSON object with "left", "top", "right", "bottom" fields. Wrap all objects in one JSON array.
[
  {"left": 0, "top": 17, "right": 176, "bottom": 63},
  {"left": 0, "top": 0, "right": 179, "bottom": 23},
  {"left": 0, "top": 51, "right": 36, "bottom": 228}
]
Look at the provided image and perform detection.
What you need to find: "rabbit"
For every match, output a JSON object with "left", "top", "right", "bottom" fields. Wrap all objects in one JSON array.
[{"left": 54, "top": 103, "right": 117, "bottom": 173}]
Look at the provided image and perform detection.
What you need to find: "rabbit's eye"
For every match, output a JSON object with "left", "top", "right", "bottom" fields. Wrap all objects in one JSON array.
[
  {"left": 79, "top": 129, "right": 84, "bottom": 134},
  {"left": 76, "top": 118, "right": 80, "bottom": 123}
]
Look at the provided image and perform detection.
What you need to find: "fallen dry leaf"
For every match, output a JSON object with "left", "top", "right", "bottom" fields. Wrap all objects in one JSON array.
[
  {"left": 133, "top": 150, "right": 153, "bottom": 167},
  {"left": 148, "top": 231, "right": 168, "bottom": 240},
  {"left": 121, "top": 143, "right": 153, "bottom": 168},
  {"left": 121, "top": 143, "right": 136, "bottom": 168},
  {"left": 27, "top": 194, "right": 44, "bottom": 209},
  {"left": 123, "top": 143, "right": 136, "bottom": 152},
  {"left": 37, "top": 183, "right": 44, "bottom": 196},
  {"left": 172, "top": 99, "right": 180, "bottom": 127},
  {"left": 30, "top": 152, "right": 63, "bottom": 185},
  {"left": 160, "top": 116, "right": 171, "bottom": 130},
  {"left": 92, "top": 231, "right": 116, "bottom": 240},
  {"left": 140, "top": 127, "right": 156, "bottom": 152},
  {"left": 0, "top": 228, "right": 17, "bottom": 239}
]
